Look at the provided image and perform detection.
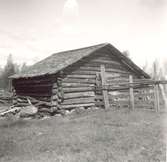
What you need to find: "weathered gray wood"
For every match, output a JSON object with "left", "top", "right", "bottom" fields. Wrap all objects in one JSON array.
[
  {"left": 154, "top": 84, "right": 160, "bottom": 112},
  {"left": 66, "top": 74, "right": 96, "bottom": 79},
  {"left": 79, "top": 66, "right": 130, "bottom": 74},
  {"left": 100, "top": 65, "right": 110, "bottom": 109},
  {"left": 63, "top": 87, "right": 94, "bottom": 93},
  {"left": 64, "top": 91, "right": 95, "bottom": 99},
  {"left": 129, "top": 75, "right": 135, "bottom": 110},
  {"left": 62, "top": 97, "right": 95, "bottom": 105},
  {"left": 17, "top": 92, "right": 51, "bottom": 97},
  {"left": 90, "top": 58, "right": 122, "bottom": 66},
  {"left": 95, "top": 95, "right": 103, "bottom": 100},
  {"left": 62, "top": 78, "right": 96, "bottom": 84},
  {"left": 70, "top": 70, "right": 96, "bottom": 75},
  {"left": 81, "top": 63, "right": 127, "bottom": 71},
  {"left": 61, "top": 103, "right": 95, "bottom": 109},
  {"left": 62, "top": 83, "right": 94, "bottom": 88}
]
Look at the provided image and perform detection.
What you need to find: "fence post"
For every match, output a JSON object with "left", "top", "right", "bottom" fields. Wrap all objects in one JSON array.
[
  {"left": 129, "top": 75, "right": 135, "bottom": 110},
  {"left": 154, "top": 82, "right": 160, "bottom": 112},
  {"left": 100, "top": 65, "right": 110, "bottom": 110}
]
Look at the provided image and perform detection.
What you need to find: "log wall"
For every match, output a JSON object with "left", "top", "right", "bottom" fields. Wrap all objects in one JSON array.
[{"left": 56, "top": 48, "right": 141, "bottom": 110}]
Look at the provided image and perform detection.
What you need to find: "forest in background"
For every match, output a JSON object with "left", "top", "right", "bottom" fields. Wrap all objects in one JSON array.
[{"left": 0, "top": 54, "right": 28, "bottom": 90}]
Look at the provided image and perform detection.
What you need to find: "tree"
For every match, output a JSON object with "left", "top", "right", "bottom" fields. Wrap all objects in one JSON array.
[
  {"left": 20, "top": 62, "right": 28, "bottom": 73},
  {"left": 1, "top": 54, "right": 16, "bottom": 90}
]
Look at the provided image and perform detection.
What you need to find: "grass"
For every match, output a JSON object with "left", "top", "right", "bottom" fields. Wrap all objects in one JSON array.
[{"left": 0, "top": 108, "right": 166, "bottom": 162}]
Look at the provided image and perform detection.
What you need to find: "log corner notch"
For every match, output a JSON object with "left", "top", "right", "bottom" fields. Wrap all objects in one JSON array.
[{"left": 100, "top": 65, "right": 110, "bottom": 109}]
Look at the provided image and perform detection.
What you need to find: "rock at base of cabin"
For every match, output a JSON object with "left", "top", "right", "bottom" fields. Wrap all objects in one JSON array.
[{"left": 19, "top": 105, "right": 38, "bottom": 118}]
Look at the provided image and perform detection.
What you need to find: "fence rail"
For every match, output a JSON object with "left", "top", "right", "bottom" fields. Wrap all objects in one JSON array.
[{"left": 99, "top": 65, "right": 167, "bottom": 112}]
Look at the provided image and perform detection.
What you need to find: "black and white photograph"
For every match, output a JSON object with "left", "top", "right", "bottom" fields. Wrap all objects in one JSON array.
[{"left": 0, "top": 0, "right": 166, "bottom": 161}]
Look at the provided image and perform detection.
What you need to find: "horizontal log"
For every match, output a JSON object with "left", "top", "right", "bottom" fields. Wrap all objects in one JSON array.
[
  {"left": 109, "top": 100, "right": 129, "bottom": 105},
  {"left": 17, "top": 92, "right": 51, "bottom": 98},
  {"left": 105, "top": 73, "right": 121, "bottom": 77},
  {"left": 64, "top": 91, "right": 95, "bottom": 99},
  {"left": 106, "top": 78, "right": 129, "bottom": 84},
  {"left": 89, "top": 58, "right": 122, "bottom": 66},
  {"left": 95, "top": 95, "right": 103, "bottom": 100},
  {"left": 134, "top": 104, "right": 154, "bottom": 108},
  {"left": 81, "top": 63, "right": 126, "bottom": 71},
  {"left": 61, "top": 103, "right": 95, "bottom": 109},
  {"left": 70, "top": 70, "right": 97, "bottom": 75},
  {"left": 108, "top": 94, "right": 129, "bottom": 98},
  {"left": 16, "top": 96, "right": 51, "bottom": 102},
  {"left": 66, "top": 74, "right": 96, "bottom": 79},
  {"left": 89, "top": 55, "right": 117, "bottom": 61},
  {"left": 62, "top": 78, "right": 96, "bottom": 84},
  {"left": 134, "top": 93, "right": 154, "bottom": 97},
  {"left": 62, "top": 97, "right": 95, "bottom": 105},
  {"left": 79, "top": 67, "right": 130, "bottom": 74},
  {"left": 62, "top": 83, "right": 95, "bottom": 88},
  {"left": 63, "top": 87, "right": 94, "bottom": 93}
]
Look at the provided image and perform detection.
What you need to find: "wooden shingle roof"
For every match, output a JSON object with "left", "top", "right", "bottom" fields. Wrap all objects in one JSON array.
[{"left": 10, "top": 43, "right": 150, "bottom": 79}]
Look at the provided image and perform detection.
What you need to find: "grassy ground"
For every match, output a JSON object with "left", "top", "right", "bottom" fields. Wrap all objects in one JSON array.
[{"left": 0, "top": 108, "right": 166, "bottom": 162}]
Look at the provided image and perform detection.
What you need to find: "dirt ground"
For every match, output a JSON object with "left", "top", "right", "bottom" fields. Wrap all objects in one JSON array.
[{"left": 0, "top": 108, "right": 166, "bottom": 162}]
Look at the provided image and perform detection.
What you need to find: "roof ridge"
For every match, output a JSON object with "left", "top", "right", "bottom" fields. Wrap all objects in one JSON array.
[{"left": 51, "top": 43, "right": 108, "bottom": 56}]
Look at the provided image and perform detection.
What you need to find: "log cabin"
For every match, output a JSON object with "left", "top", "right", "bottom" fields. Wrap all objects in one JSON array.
[{"left": 10, "top": 43, "right": 150, "bottom": 115}]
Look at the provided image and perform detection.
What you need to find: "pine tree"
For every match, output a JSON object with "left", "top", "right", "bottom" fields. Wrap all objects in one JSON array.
[{"left": 1, "top": 54, "right": 16, "bottom": 90}]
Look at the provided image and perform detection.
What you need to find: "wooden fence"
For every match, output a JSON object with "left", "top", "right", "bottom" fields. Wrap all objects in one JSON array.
[{"left": 98, "top": 65, "right": 167, "bottom": 111}]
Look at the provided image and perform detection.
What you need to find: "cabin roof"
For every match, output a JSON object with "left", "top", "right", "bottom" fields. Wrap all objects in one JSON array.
[{"left": 10, "top": 43, "right": 150, "bottom": 79}]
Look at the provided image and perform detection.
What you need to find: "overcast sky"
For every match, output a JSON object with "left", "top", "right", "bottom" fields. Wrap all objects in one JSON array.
[{"left": 0, "top": 0, "right": 166, "bottom": 68}]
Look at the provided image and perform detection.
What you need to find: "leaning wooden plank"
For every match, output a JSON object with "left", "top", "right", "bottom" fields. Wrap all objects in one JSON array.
[
  {"left": 61, "top": 103, "right": 95, "bottom": 109},
  {"left": 64, "top": 91, "right": 95, "bottom": 99},
  {"left": 63, "top": 87, "right": 94, "bottom": 93},
  {"left": 62, "top": 97, "right": 95, "bottom": 105}
]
